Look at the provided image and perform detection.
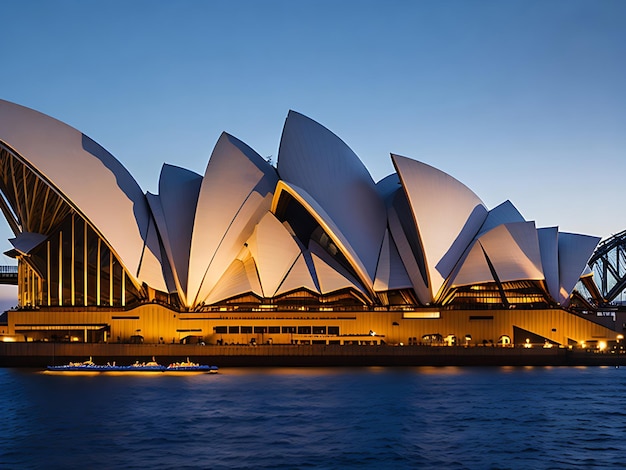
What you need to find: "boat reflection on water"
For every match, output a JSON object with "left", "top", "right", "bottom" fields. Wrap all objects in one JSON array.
[{"left": 45, "top": 357, "right": 218, "bottom": 375}]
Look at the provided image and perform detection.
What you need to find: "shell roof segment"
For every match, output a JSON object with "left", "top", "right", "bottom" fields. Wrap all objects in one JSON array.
[
  {"left": 204, "top": 252, "right": 263, "bottom": 305},
  {"left": 0, "top": 100, "right": 601, "bottom": 310},
  {"left": 277, "top": 110, "right": 387, "bottom": 288},
  {"left": 557, "top": 232, "right": 601, "bottom": 306},
  {"left": 448, "top": 222, "right": 544, "bottom": 288},
  {"left": 374, "top": 229, "right": 413, "bottom": 292},
  {"left": 147, "top": 164, "right": 203, "bottom": 304},
  {"left": 188, "top": 132, "right": 278, "bottom": 307},
  {"left": 270, "top": 180, "right": 373, "bottom": 298},
  {"left": 538, "top": 227, "right": 560, "bottom": 303},
  {"left": 246, "top": 212, "right": 302, "bottom": 298},
  {"left": 274, "top": 252, "right": 320, "bottom": 297},
  {"left": 0, "top": 99, "right": 165, "bottom": 289},
  {"left": 392, "top": 154, "right": 488, "bottom": 302}
]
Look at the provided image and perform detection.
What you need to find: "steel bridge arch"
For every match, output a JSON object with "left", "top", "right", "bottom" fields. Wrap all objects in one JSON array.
[{"left": 588, "top": 230, "right": 626, "bottom": 303}]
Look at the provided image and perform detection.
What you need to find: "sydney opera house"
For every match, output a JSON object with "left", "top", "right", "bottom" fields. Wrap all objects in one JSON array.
[{"left": 0, "top": 99, "right": 618, "bottom": 348}]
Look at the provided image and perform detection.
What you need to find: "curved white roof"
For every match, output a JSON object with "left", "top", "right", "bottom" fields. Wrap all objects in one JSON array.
[
  {"left": 0, "top": 99, "right": 164, "bottom": 288},
  {"left": 387, "top": 203, "right": 431, "bottom": 304},
  {"left": 309, "top": 240, "right": 366, "bottom": 296},
  {"left": 188, "top": 132, "right": 278, "bottom": 307},
  {"left": 246, "top": 212, "right": 302, "bottom": 297},
  {"left": 274, "top": 252, "right": 320, "bottom": 296},
  {"left": 449, "top": 222, "right": 544, "bottom": 288},
  {"left": 377, "top": 173, "right": 427, "bottom": 296},
  {"left": 1, "top": 101, "right": 603, "bottom": 310},
  {"left": 374, "top": 229, "right": 413, "bottom": 292},
  {"left": 392, "top": 154, "right": 488, "bottom": 301},
  {"left": 537, "top": 227, "right": 560, "bottom": 302},
  {"left": 557, "top": 232, "right": 601, "bottom": 306},
  {"left": 483, "top": 222, "right": 543, "bottom": 282},
  {"left": 146, "top": 193, "right": 177, "bottom": 294},
  {"left": 277, "top": 111, "right": 387, "bottom": 286},
  {"left": 138, "top": 216, "right": 169, "bottom": 292},
  {"left": 376, "top": 173, "right": 401, "bottom": 204},
  {"left": 147, "top": 164, "right": 203, "bottom": 303},
  {"left": 477, "top": 200, "right": 525, "bottom": 238},
  {"left": 271, "top": 181, "right": 374, "bottom": 297},
  {"left": 204, "top": 252, "right": 263, "bottom": 305}
]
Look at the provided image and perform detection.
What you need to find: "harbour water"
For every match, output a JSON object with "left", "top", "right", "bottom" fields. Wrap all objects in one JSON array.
[{"left": 1, "top": 366, "right": 625, "bottom": 469}]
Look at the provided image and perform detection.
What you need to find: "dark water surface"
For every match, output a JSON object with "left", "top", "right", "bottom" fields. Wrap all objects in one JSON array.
[{"left": 1, "top": 366, "right": 625, "bottom": 469}]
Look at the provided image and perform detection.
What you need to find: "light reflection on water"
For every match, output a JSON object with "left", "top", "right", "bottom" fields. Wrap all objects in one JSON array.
[{"left": 1, "top": 366, "right": 626, "bottom": 469}]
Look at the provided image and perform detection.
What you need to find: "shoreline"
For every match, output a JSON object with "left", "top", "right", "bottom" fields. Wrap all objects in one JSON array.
[{"left": 1, "top": 342, "right": 625, "bottom": 368}]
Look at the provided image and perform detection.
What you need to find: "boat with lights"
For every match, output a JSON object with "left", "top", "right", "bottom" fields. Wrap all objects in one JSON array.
[{"left": 46, "top": 357, "right": 218, "bottom": 373}]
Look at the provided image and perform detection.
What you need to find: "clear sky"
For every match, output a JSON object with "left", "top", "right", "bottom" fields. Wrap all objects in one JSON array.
[{"left": 0, "top": 0, "right": 625, "bottom": 307}]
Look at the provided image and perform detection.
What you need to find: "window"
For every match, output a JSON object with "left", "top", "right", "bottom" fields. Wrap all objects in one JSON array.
[
  {"left": 254, "top": 326, "right": 267, "bottom": 333},
  {"left": 268, "top": 326, "right": 280, "bottom": 334},
  {"left": 241, "top": 326, "right": 252, "bottom": 334},
  {"left": 313, "top": 326, "right": 326, "bottom": 334},
  {"left": 228, "top": 326, "right": 240, "bottom": 333},
  {"left": 214, "top": 326, "right": 227, "bottom": 334},
  {"left": 328, "top": 326, "right": 340, "bottom": 335},
  {"left": 297, "top": 326, "right": 311, "bottom": 334},
  {"left": 282, "top": 326, "right": 296, "bottom": 333}
]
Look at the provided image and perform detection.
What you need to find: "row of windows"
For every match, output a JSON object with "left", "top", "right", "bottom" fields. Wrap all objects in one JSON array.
[{"left": 213, "top": 325, "right": 341, "bottom": 335}]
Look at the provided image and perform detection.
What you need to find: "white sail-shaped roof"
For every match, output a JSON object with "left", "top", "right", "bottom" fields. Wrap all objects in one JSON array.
[
  {"left": 447, "top": 241, "right": 493, "bottom": 287},
  {"left": 557, "top": 232, "right": 601, "bottom": 306},
  {"left": 204, "top": 253, "right": 263, "bottom": 305},
  {"left": 537, "top": 227, "right": 560, "bottom": 302},
  {"left": 1, "top": 100, "right": 606, "bottom": 312},
  {"left": 477, "top": 200, "right": 525, "bottom": 237},
  {"left": 277, "top": 111, "right": 387, "bottom": 288},
  {"left": 274, "top": 252, "right": 320, "bottom": 296},
  {"left": 482, "top": 222, "right": 543, "bottom": 282},
  {"left": 450, "top": 222, "right": 544, "bottom": 287},
  {"left": 387, "top": 203, "right": 431, "bottom": 304},
  {"left": 188, "top": 132, "right": 278, "bottom": 308},
  {"left": 374, "top": 229, "right": 413, "bottom": 292},
  {"left": 149, "top": 165, "right": 203, "bottom": 303},
  {"left": 138, "top": 216, "right": 169, "bottom": 292},
  {"left": 376, "top": 173, "right": 402, "bottom": 203},
  {"left": 145, "top": 193, "right": 177, "bottom": 294},
  {"left": 0, "top": 99, "right": 165, "bottom": 289},
  {"left": 311, "top": 253, "right": 362, "bottom": 295},
  {"left": 271, "top": 181, "right": 374, "bottom": 297},
  {"left": 392, "top": 154, "right": 488, "bottom": 301},
  {"left": 309, "top": 240, "right": 367, "bottom": 296},
  {"left": 246, "top": 212, "right": 302, "bottom": 297}
]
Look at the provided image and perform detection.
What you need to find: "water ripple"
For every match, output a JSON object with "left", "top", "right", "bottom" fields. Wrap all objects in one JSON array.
[{"left": 2, "top": 367, "right": 626, "bottom": 468}]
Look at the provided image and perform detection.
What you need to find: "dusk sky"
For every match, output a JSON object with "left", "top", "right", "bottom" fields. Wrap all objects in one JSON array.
[{"left": 1, "top": 0, "right": 625, "bottom": 307}]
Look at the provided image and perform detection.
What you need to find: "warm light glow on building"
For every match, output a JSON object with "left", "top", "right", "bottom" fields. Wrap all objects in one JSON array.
[{"left": 0, "top": 99, "right": 618, "bottom": 350}]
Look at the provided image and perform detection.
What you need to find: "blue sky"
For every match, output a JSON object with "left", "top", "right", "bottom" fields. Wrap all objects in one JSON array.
[{"left": 0, "top": 0, "right": 625, "bottom": 307}]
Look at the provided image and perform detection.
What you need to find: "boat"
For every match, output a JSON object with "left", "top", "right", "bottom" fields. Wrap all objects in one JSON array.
[
  {"left": 46, "top": 357, "right": 218, "bottom": 374},
  {"left": 166, "top": 358, "right": 219, "bottom": 373}
]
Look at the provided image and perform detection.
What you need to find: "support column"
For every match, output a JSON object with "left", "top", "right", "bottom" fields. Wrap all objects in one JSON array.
[
  {"left": 46, "top": 240, "right": 50, "bottom": 306},
  {"left": 84, "top": 220, "right": 88, "bottom": 307},
  {"left": 96, "top": 238, "right": 101, "bottom": 305},
  {"left": 71, "top": 215, "right": 75, "bottom": 306},
  {"left": 58, "top": 231, "right": 63, "bottom": 305}
]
